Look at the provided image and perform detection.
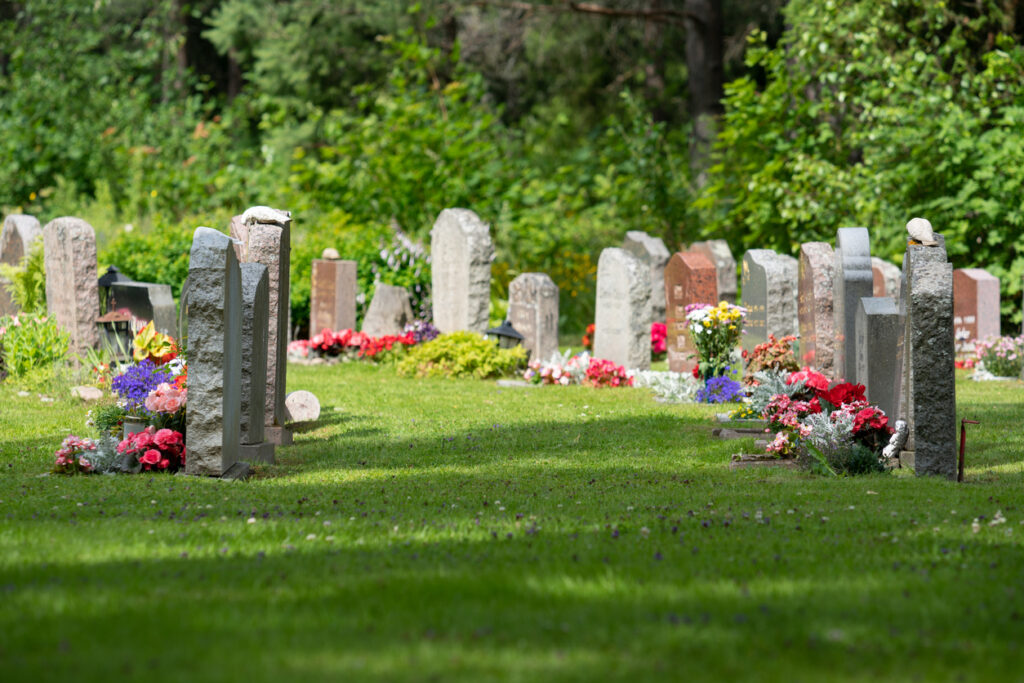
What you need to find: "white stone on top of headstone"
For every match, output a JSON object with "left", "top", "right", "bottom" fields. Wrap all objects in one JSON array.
[
  {"left": 622, "top": 231, "right": 671, "bottom": 322},
  {"left": 321, "top": 247, "right": 340, "bottom": 260},
  {"left": 832, "top": 227, "right": 873, "bottom": 383},
  {"left": 1, "top": 214, "right": 42, "bottom": 316},
  {"left": 42, "top": 217, "right": 99, "bottom": 356},
  {"left": 594, "top": 247, "right": 651, "bottom": 370},
  {"left": 689, "top": 239, "right": 738, "bottom": 303},
  {"left": 185, "top": 227, "right": 242, "bottom": 477},
  {"left": 362, "top": 283, "right": 414, "bottom": 337},
  {"left": 508, "top": 272, "right": 559, "bottom": 362},
  {"left": 285, "top": 390, "right": 321, "bottom": 424},
  {"left": 430, "top": 208, "right": 494, "bottom": 334}
]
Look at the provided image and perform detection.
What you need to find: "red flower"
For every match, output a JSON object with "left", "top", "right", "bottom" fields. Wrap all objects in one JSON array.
[
  {"left": 140, "top": 449, "right": 161, "bottom": 466},
  {"left": 823, "top": 382, "right": 866, "bottom": 408}
]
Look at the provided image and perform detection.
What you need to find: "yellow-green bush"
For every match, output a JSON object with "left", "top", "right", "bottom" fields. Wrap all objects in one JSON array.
[{"left": 397, "top": 332, "right": 526, "bottom": 380}]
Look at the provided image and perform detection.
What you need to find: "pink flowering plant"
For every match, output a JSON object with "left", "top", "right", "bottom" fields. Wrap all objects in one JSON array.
[
  {"left": 524, "top": 350, "right": 591, "bottom": 386},
  {"left": 117, "top": 426, "right": 186, "bottom": 473},
  {"left": 52, "top": 435, "right": 97, "bottom": 475},
  {"left": 650, "top": 322, "right": 667, "bottom": 361},
  {"left": 144, "top": 381, "right": 187, "bottom": 432},
  {"left": 585, "top": 358, "right": 634, "bottom": 388},
  {"left": 973, "top": 335, "right": 1024, "bottom": 378}
]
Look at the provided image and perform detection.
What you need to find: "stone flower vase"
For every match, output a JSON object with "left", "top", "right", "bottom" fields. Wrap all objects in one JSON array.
[{"left": 120, "top": 416, "right": 148, "bottom": 473}]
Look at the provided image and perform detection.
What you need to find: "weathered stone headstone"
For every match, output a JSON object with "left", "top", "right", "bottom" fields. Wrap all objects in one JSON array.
[
  {"left": 623, "top": 231, "right": 671, "bottom": 322},
  {"left": 362, "top": 283, "right": 414, "bottom": 337},
  {"left": 894, "top": 230, "right": 956, "bottom": 479},
  {"left": 42, "top": 217, "right": 99, "bottom": 356},
  {"left": 689, "top": 239, "right": 738, "bottom": 303},
  {"left": 594, "top": 248, "right": 651, "bottom": 370},
  {"left": 285, "top": 390, "right": 321, "bottom": 423},
  {"left": 508, "top": 273, "right": 559, "bottom": 362},
  {"left": 953, "top": 268, "right": 1000, "bottom": 356},
  {"left": 230, "top": 206, "right": 292, "bottom": 446},
  {"left": 0, "top": 214, "right": 42, "bottom": 316},
  {"left": 310, "top": 258, "right": 356, "bottom": 334},
  {"left": 856, "top": 297, "right": 899, "bottom": 419},
  {"left": 238, "top": 263, "right": 274, "bottom": 465},
  {"left": 871, "top": 257, "right": 901, "bottom": 299},
  {"left": 798, "top": 243, "right": 835, "bottom": 375},
  {"left": 832, "top": 228, "right": 873, "bottom": 382},
  {"left": 430, "top": 208, "right": 494, "bottom": 334},
  {"left": 740, "top": 250, "right": 798, "bottom": 354},
  {"left": 107, "top": 282, "right": 177, "bottom": 338},
  {"left": 664, "top": 251, "right": 718, "bottom": 373},
  {"left": 186, "top": 227, "right": 242, "bottom": 477}
]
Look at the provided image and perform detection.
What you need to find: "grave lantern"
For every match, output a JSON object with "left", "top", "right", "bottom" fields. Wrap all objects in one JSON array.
[
  {"left": 485, "top": 320, "right": 524, "bottom": 349},
  {"left": 95, "top": 310, "right": 133, "bottom": 357},
  {"left": 97, "top": 266, "right": 133, "bottom": 314}
]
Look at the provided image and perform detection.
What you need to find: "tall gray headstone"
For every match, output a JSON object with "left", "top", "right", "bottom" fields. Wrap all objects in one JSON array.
[
  {"left": 186, "top": 227, "right": 242, "bottom": 477},
  {"left": 894, "top": 231, "right": 956, "bottom": 479},
  {"left": 0, "top": 214, "right": 42, "bottom": 316},
  {"left": 594, "top": 248, "right": 651, "bottom": 370},
  {"left": 856, "top": 297, "right": 899, "bottom": 419},
  {"left": 797, "top": 242, "right": 835, "bottom": 375},
  {"left": 230, "top": 206, "right": 292, "bottom": 446},
  {"left": 689, "top": 239, "right": 737, "bottom": 303},
  {"left": 310, "top": 258, "right": 356, "bottom": 334},
  {"left": 740, "top": 249, "right": 798, "bottom": 353},
  {"left": 239, "top": 263, "right": 274, "bottom": 465},
  {"left": 107, "top": 282, "right": 177, "bottom": 338},
  {"left": 430, "top": 208, "right": 494, "bottom": 334},
  {"left": 508, "top": 272, "right": 559, "bottom": 362},
  {"left": 362, "top": 283, "right": 414, "bottom": 337},
  {"left": 833, "top": 227, "right": 873, "bottom": 382},
  {"left": 623, "top": 231, "right": 670, "bottom": 322},
  {"left": 42, "top": 217, "right": 99, "bottom": 356}
]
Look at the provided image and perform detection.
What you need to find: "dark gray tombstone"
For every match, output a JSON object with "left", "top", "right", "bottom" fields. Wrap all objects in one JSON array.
[
  {"left": 623, "top": 231, "right": 671, "bottom": 322},
  {"left": 797, "top": 242, "right": 835, "bottom": 375},
  {"left": 185, "top": 227, "right": 243, "bottom": 478},
  {"left": 107, "top": 282, "right": 177, "bottom": 338},
  {"left": 832, "top": 227, "right": 873, "bottom": 382},
  {"left": 594, "top": 247, "right": 651, "bottom": 370},
  {"left": 856, "top": 297, "right": 899, "bottom": 419},
  {"left": 362, "top": 283, "right": 414, "bottom": 337},
  {"left": 508, "top": 273, "right": 559, "bottom": 362},
  {"left": 0, "top": 214, "right": 42, "bottom": 316},
  {"left": 239, "top": 263, "right": 273, "bottom": 465},
  {"left": 740, "top": 249, "right": 798, "bottom": 354}
]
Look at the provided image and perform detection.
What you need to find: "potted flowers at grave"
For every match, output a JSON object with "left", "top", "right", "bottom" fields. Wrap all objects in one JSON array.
[{"left": 685, "top": 301, "right": 746, "bottom": 403}]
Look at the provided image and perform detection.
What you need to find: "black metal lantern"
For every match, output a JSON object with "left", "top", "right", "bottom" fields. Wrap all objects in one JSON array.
[
  {"left": 97, "top": 266, "right": 134, "bottom": 314},
  {"left": 485, "top": 320, "right": 525, "bottom": 349},
  {"left": 95, "top": 310, "right": 133, "bottom": 358}
]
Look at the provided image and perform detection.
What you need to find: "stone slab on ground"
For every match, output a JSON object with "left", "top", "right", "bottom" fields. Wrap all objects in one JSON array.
[{"left": 285, "top": 390, "right": 321, "bottom": 423}]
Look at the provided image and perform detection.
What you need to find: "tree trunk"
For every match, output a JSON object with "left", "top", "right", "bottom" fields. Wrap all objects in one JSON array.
[{"left": 683, "top": 0, "right": 723, "bottom": 185}]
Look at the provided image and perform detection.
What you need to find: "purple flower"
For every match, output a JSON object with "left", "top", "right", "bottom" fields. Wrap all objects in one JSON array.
[
  {"left": 696, "top": 375, "right": 745, "bottom": 404},
  {"left": 403, "top": 320, "right": 440, "bottom": 344},
  {"left": 111, "top": 359, "right": 170, "bottom": 413}
]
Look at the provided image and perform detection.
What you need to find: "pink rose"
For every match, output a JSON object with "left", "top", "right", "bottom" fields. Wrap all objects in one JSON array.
[
  {"left": 154, "top": 429, "right": 183, "bottom": 449},
  {"left": 162, "top": 396, "right": 182, "bottom": 413},
  {"left": 78, "top": 457, "right": 92, "bottom": 470},
  {"left": 140, "top": 449, "right": 161, "bottom": 465}
]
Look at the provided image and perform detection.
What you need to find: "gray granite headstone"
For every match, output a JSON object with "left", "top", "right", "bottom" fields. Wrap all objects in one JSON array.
[
  {"left": 0, "top": 214, "right": 42, "bottom": 316},
  {"left": 107, "top": 282, "right": 177, "bottom": 338},
  {"left": 689, "top": 239, "right": 737, "bottom": 303},
  {"left": 186, "top": 227, "right": 242, "bottom": 477},
  {"left": 430, "top": 208, "right": 494, "bottom": 334},
  {"left": 797, "top": 242, "right": 835, "bottom": 375},
  {"left": 871, "top": 257, "right": 901, "bottom": 299},
  {"left": 594, "top": 248, "right": 651, "bottom": 370},
  {"left": 894, "top": 233, "right": 956, "bottom": 478},
  {"left": 833, "top": 227, "right": 873, "bottom": 382},
  {"left": 856, "top": 297, "right": 899, "bottom": 419},
  {"left": 623, "top": 231, "right": 671, "bottom": 322},
  {"left": 362, "top": 283, "right": 414, "bottom": 337},
  {"left": 740, "top": 249, "right": 798, "bottom": 353},
  {"left": 230, "top": 206, "right": 292, "bottom": 446},
  {"left": 238, "top": 262, "right": 274, "bottom": 465},
  {"left": 42, "top": 217, "right": 99, "bottom": 356},
  {"left": 508, "top": 272, "right": 559, "bottom": 362},
  {"left": 310, "top": 258, "right": 356, "bottom": 333}
]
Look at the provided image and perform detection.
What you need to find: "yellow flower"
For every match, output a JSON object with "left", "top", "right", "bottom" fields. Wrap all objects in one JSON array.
[
  {"left": 150, "top": 190, "right": 158, "bottom": 198},
  {"left": 29, "top": 192, "right": 36, "bottom": 201}
]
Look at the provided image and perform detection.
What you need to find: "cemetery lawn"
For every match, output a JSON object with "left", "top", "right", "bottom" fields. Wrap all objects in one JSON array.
[{"left": 2, "top": 365, "right": 1023, "bottom": 683}]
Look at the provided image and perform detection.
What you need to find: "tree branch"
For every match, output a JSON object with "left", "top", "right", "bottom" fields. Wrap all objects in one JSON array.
[{"left": 466, "top": 1, "right": 695, "bottom": 26}]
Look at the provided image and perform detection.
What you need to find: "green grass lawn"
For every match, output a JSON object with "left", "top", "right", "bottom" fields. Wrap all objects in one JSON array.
[{"left": 1, "top": 364, "right": 1023, "bottom": 682}]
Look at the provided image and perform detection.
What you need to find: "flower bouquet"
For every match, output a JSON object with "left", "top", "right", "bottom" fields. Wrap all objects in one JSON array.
[
  {"left": 685, "top": 301, "right": 745, "bottom": 379},
  {"left": 117, "top": 426, "right": 186, "bottom": 473}
]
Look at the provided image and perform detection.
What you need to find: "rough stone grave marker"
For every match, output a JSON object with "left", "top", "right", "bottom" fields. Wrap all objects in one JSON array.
[
  {"left": 740, "top": 250, "right": 798, "bottom": 354},
  {"left": 894, "top": 225, "right": 956, "bottom": 478},
  {"left": 798, "top": 242, "right": 835, "bottom": 375},
  {"left": 871, "top": 257, "right": 901, "bottom": 298},
  {"left": 594, "top": 248, "right": 650, "bottom": 370},
  {"left": 430, "top": 208, "right": 494, "bottom": 334},
  {"left": 362, "top": 283, "right": 414, "bottom": 337},
  {"left": 0, "top": 214, "right": 42, "bottom": 316},
  {"left": 856, "top": 297, "right": 899, "bottom": 419},
  {"left": 623, "top": 231, "right": 670, "bottom": 322},
  {"left": 107, "top": 282, "right": 177, "bottom": 337},
  {"left": 508, "top": 273, "right": 559, "bottom": 362},
  {"left": 310, "top": 258, "right": 356, "bottom": 334},
  {"left": 689, "top": 239, "right": 737, "bottom": 303},
  {"left": 953, "top": 268, "right": 1000, "bottom": 357},
  {"left": 230, "top": 206, "right": 292, "bottom": 446},
  {"left": 42, "top": 217, "right": 99, "bottom": 356},
  {"left": 185, "top": 227, "right": 243, "bottom": 478},
  {"left": 238, "top": 262, "right": 274, "bottom": 465},
  {"left": 664, "top": 251, "right": 717, "bottom": 373},
  {"left": 833, "top": 227, "right": 873, "bottom": 382}
]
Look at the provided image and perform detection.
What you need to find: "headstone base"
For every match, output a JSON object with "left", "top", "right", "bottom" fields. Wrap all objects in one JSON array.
[
  {"left": 266, "top": 425, "right": 293, "bottom": 445},
  {"left": 220, "top": 461, "right": 252, "bottom": 481},
  {"left": 239, "top": 442, "right": 275, "bottom": 465},
  {"left": 899, "top": 451, "right": 915, "bottom": 471}
]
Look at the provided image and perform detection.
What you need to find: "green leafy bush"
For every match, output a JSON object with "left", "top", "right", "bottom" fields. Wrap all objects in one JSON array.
[
  {"left": 397, "top": 331, "right": 526, "bottom": 379},
  {"left": 0, "top": 239, "right": 46, "bottom": 313},
  {"left": 0, "top": 312, "right": 69, "bottom": 379}
]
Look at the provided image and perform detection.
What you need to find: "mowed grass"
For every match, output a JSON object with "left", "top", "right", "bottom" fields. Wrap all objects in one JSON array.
[{"left": 1, "top": 364, "right": 1023, "bottom": 682}]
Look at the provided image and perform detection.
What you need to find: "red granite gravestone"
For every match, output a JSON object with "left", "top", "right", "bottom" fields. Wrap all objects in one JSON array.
[
  {"left": 953, "top": 268, "right": 1000, "bottom": 357},
  {"left": 664, "top": 251, "right": 718, "bottom": 373},
  {"left": 310, "top": 258, "right": 356, "bottom": 334}
]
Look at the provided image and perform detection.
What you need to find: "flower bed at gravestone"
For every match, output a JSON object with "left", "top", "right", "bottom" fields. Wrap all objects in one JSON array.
[
  {"left": 288, "top": 321, "right": 440, "bottom": 363},
  {"left": 523, "top": 350, "right": 633, "bottom": 388},
  {"left": 969, "top": 334, "right": 1024, "bottom": 379}
]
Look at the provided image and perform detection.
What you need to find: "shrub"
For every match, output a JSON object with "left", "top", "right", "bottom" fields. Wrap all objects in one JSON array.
[
  {"left": 0, "top": 240, "right": 46, "bottom": 313},
  {"left": 397, "top": 331, "right": 526, "bottom": 379},
  {"left": 0, "top": 312, "right": 69, "bottom": 379}
]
